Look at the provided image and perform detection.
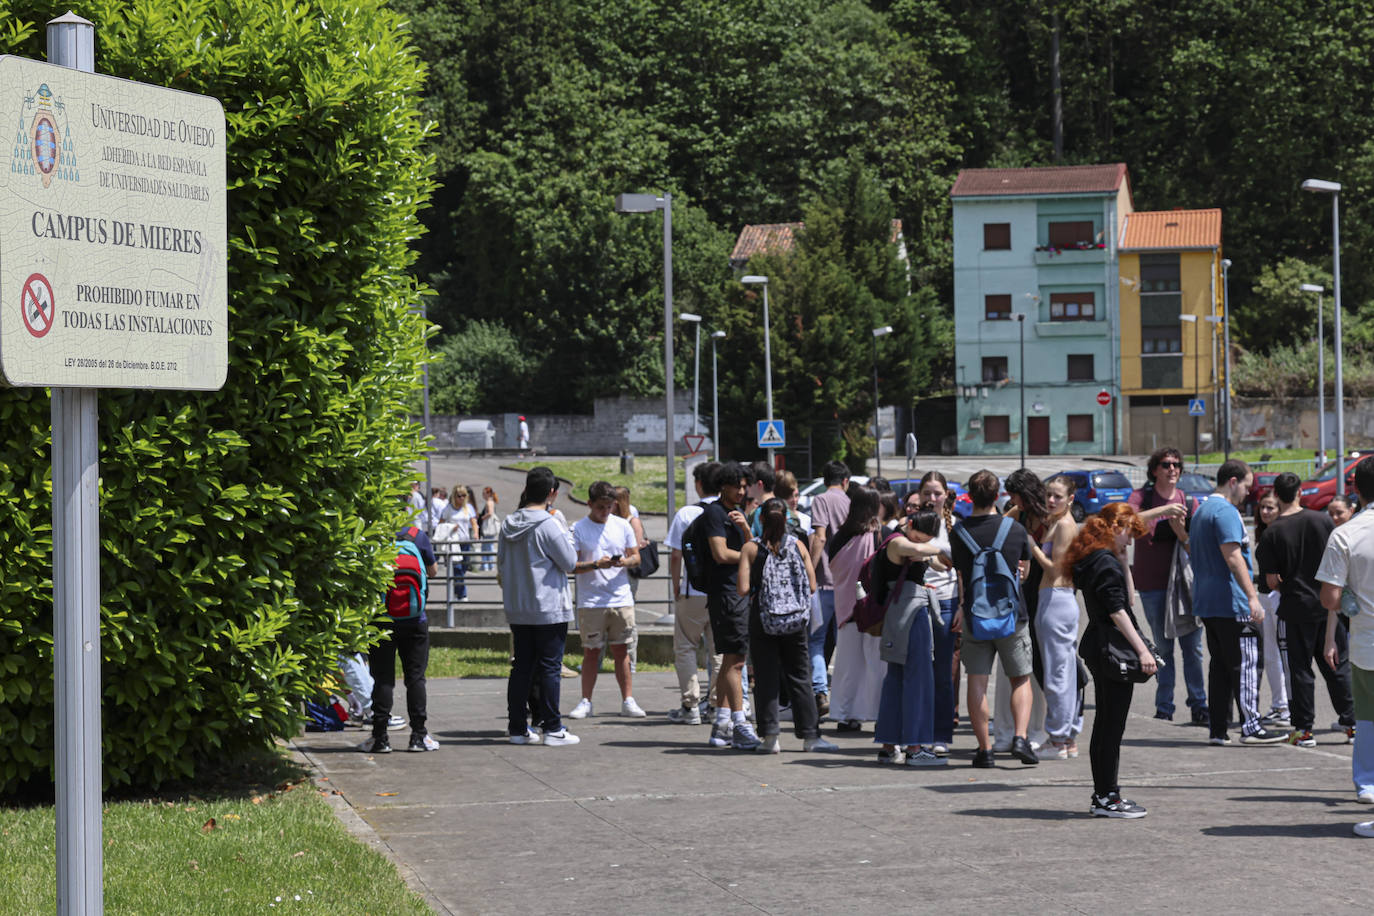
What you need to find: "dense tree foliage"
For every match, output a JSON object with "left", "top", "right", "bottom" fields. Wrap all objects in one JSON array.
[
  {"left": 0, "top": 0, "right": 431, "bottom": 791},
  {"left": 399, "top": 0, "right": 1374, "bottom": 429}
]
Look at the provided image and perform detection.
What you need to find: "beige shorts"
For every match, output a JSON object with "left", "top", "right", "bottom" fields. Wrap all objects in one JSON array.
[
  {"left": 577, "top": 606, "right": 636, "bottom": 650},
  {"left": 960, "top": 621, "right": 1034, "bottom": 678}
]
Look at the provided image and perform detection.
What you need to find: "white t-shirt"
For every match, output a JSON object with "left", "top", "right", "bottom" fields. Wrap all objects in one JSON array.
[
  {"left": 665, "top": 496, "right": 717, "bottom": 597},
  {"left": 572, "top": 514, "right": 636, "bottom": 607},
  {"left": 446, "top": 503, "right": 476, "bottom": 541},
  {"left": 1316, "top": 508, "right": 1374, "bottom": 670}
]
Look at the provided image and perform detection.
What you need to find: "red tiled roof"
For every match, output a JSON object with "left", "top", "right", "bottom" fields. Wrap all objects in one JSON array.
[
  {"left": 1120, "top": 208, "right": 1222, "bottom": 250},
  {"left": 950, "top": 163, "right": 1129, "bottom": 198},
  {"left": 731, "top": 220, "right": 903, "bottom": 263}
]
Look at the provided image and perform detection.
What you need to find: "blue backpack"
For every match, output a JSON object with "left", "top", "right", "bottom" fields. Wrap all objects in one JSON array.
[{"left": 954, "top": 517, "right": 1020, "bottom": 640}]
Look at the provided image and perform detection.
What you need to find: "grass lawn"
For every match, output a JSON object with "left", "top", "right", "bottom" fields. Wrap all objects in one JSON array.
[
  {"left": 0, "top": 751, "right": 428, "bottom": 915},
  {"left": 508, "top": 456, "right": 688, "bottom": 514},
  {"left": 428, "top": 646, "right": 671, "bottom": 678},
  {"left": 1191, "top": 447, "right": 1323, "bottom": 473}
]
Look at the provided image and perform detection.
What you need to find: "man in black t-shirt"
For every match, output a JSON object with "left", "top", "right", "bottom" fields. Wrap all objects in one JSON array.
[
  {"left": 1256, "top": 472, "right": 1355, "bottom": 743},
  {"left": 700, "top": 462, "right": 760, "bottom": 749},
  {"left": 950, "top": 470, "right": 1037, "bottom": 767}
]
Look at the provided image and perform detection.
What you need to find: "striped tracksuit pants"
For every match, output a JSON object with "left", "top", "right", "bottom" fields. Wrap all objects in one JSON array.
[{"left": 1202, "top": 617, "right": 1262, "bottom": 739}]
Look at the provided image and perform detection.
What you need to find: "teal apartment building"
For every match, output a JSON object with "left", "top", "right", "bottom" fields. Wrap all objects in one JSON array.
[{"left": 951, "top": 164, "right": 1132, "bottom": 455}]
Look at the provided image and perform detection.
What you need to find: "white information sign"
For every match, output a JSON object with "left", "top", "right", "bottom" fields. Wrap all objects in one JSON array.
[{"left": 0, "top": 56, "right": 227, "bottom": 389}]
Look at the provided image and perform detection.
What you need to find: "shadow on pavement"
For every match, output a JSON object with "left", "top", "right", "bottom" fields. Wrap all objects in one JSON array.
[
  {"left": 1201, "top": 823, "right": 1348, "bottom": 838},
  {"left": 954, "top": 807, "right": 1078, "bottom": 820}
]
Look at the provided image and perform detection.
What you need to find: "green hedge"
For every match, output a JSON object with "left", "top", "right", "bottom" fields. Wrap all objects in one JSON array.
[{"left": 0, "top": 0, "right": 433, "bottom": 792}]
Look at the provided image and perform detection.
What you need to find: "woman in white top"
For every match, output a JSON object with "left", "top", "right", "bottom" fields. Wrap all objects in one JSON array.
[
  {"left": 913, "top": 472, "right": 958, "bottom": 755},
  {"left": 445, "top": 485, "right": 478, "bottom": 601}
]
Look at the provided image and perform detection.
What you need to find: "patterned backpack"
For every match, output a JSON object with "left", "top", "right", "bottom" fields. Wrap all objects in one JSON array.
[{"left": 756, "top": 535, "right": 812, "bottom": 635}]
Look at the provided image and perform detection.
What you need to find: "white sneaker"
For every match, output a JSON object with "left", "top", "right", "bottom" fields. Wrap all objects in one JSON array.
[
  {"left": 1357, "top": 789, "right": 1374, "bottom": 805},
  {"left": 931, "top": 743, "right": 950, "bottom": 757},
  {"left": 803, "top": 736, "right": 840, "bottom": 752},
  {"left": 543, "top": 728, "right": 581, "bottom": 747},
  {"left": 1355, "top": 820, "right": 1374, "bottom": 838},
  {"left": 621, "top": 697, "right": 647, "bottom": 718},
  {"left": 508, "top": 729, "right": 542, "bottom": 745},
  {"left": 387, "top": 714, "right": 407, "bottom": 730},
  {"left": 757, "top": 734, "right": 781, "bottom": 754},
  {"left": 568, "top": 698, "right": 592, "bottom": 719}
]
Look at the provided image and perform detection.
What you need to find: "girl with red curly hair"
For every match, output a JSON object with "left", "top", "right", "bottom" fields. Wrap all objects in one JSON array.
[{"left": 1061, "top": 503, "right": 1157, "bottom": 818}]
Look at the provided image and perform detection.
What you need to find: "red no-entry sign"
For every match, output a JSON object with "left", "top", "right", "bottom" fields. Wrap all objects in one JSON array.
[{"left": 1096, "top": 389, "right": 1112, "bottom": 407}]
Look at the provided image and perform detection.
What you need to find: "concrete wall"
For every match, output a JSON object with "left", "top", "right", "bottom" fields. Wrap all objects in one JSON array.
[
  {"left": 420, "top": 394, "right": 710, "bottom": 455},
  {"left": 1232, "top": 397, "right": 1374, "bottom": 452}
]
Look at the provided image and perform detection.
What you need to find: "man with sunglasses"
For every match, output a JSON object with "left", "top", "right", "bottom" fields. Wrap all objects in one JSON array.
[{"left": 1128, "top": 447, "right": 1209, "bottom": 725}]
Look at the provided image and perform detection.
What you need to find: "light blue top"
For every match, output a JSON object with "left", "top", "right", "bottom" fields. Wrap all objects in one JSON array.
[{"left": 1189, "top": 495, "right": 1250, "bottom": 619}]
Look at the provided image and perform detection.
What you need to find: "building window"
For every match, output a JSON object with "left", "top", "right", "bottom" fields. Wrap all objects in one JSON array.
[
  {"left": 1141, "top": 327, "right": 1182, "bottom": 354},
  {"left": 1049, "top": 292, "right": 1096, "bottom": 321},
  {"left": 985, "top": 294, "right": 1011, "bottom": 320},
  {"left": 983, "top": 223, "right": 1011, "bottom": 250},
  {"left": 984, "top": 415, "right": 1010, "bottom": 443},
  {"left": 1140, "top": 252, "right": 1181, "bottom": 292},
  {"left": 1067, "top": 414, "right": 1094, "bottom": 442},
  {"left": 1047, "top": 220, "right": 1096, "bottom": 249},
  {"left": 982, "top": 356, "right": 1008, "bottom": 382},
  {"left": 1067, "top": 354, "right": 1095, "bottom": 381}
]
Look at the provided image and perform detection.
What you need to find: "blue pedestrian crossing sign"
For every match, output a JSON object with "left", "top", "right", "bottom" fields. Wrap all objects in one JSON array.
[
  {"left": 757, "top": 419, "right": 786, "bottom": 448},
  {"left": 1188, "top": 398, "right": 1206, "bottom": 417}
]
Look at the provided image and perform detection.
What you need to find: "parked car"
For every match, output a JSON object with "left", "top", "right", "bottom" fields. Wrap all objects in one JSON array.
[
  {"left": 1243, "top": 471, "right": 1278, "bottom": 516},
  {"left": 795, "top": 474, "right": 868, "bottom": 511},
  {"left": 1176, "top": 471, "right": 1214, "bottom": 506},
  {"left": 1299, "top": 457, "right": 1364, "bottom": 511},
  {"left": 1055, "top": 469, "right": 1134, "bottom": 522}
]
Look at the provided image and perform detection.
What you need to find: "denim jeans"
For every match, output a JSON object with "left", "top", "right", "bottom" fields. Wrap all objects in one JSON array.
[
  {"left": 508, "top": 622, "right": 568, "bottom": 735},
  {"left": 1138, "top": 589, "right": 1206, "bottom": 717},
  {"left": 809, "top": 589, "right": 837, "bottom": 695},
  {"left": 931, "top": 597, "right": 957, "bottom": 743},
  {"left": 451, "top": 553, "right": 468, "bottom": 600}
]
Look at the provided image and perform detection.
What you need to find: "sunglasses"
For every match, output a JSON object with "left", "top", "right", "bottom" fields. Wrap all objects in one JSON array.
[{"left": 1158, "top": 461, "right": 1182, "bottom": 470}]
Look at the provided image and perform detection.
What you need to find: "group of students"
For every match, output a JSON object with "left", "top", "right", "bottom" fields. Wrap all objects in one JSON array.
[{"left": 492, "top": 451, "right": 1374, "bottom": 828}]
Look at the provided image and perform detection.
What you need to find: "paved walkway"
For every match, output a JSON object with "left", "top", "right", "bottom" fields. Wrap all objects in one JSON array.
[{"left": 295, "top": 670, "right": 1370, "bottom": 915}]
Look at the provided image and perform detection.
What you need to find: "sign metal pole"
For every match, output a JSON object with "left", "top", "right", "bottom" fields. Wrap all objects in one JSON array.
[{"left": 48, "top": 16, "right": 102, "bottom": 916}]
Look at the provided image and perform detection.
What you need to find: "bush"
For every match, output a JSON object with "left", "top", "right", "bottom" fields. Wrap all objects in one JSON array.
[{"left": 0, "top": 0, "right": 433, "bottom": 792}]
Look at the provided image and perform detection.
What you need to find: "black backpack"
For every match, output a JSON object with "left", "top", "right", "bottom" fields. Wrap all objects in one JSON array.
[{"left": 681, "top": 511, "right": 712, "bottom": 593}]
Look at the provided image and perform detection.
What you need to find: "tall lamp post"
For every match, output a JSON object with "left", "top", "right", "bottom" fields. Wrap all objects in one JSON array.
[
  {"left": 1205, "top": 314, "right": 1223, "bottom": 455},
  {"left": 741, "top": 275, "right": 775, "bottom": 465},
  {"left": 1220, "top": 258, "right": 1234, "bottom": 459},
  {"left": 872, "top": 326, "right": 893, "bottom": 475},
  {"left": 1302, "top": 178, "right": 1344, "bottom": 494},
  {"left": 680, "top": 313, "right": 702, "bottom": 434},
  {"left": 1181, "top": 314, "right": 1200, "bottom": 465},
  {"left": 1301, "top": 282, "right": 1327, "bottom": 463},
  {"left": 615, "top": 192, "right": 678, "bottom": 517},
  {"left": 1015, "top": 311, "right": 1027, "bottom": 468},
  {"left": 710, "top": 330, "right": 726, "bottom": 458}
]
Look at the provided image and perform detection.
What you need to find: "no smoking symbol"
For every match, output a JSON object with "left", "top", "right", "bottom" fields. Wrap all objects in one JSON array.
[{"left": 21, "top": 273, "right": 55, "bottom": 338}]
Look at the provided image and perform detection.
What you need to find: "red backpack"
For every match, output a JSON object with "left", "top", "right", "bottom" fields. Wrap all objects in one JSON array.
[{"left": 385, "top": 527, "right": 427, "bottom": 620}]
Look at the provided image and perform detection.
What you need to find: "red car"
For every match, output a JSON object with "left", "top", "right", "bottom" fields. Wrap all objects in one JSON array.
[{"left": 1299, "top": 458, "right": 1364, "bottom": 510}]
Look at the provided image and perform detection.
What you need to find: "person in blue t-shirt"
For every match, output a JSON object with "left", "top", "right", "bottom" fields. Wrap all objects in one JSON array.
[{"left": 1189, "top": 460, "right": 1286, "bottom": 746}]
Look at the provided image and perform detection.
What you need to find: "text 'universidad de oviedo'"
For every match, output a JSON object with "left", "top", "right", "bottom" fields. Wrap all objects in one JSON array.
[{"left": 89, "top": 102, "right": 216, "bottom": 147}]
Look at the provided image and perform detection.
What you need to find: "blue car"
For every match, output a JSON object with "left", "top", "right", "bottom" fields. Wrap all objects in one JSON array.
[{"left": 1055, "top": 469, "right": 1134, "bottom": 522}]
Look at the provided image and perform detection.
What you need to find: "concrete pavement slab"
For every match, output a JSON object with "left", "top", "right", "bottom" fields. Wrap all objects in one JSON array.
[{"left": 294, "top": 670, "right": 1372, "bottom": 915}]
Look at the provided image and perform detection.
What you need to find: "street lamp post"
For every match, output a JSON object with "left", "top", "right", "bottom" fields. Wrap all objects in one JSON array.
[
  {"left": 710, "top": 330, "right": 726, "bottom": 458},
  {"left": 872, "top": 326, "right": 893, "bottom": 475},
  {"left": 1204, "top": 314, "right": 1223, "bottom": 456},
  {"left": 741, "top": 276, "right": 775, "bottom": 465},
  {"left": 1301, "top": 282, "right": 1327, "bottom": 463},
  {"left": 1181, "top": 313, "right": 1200, "bottom": 465},
  {"left": 615, "top": 192, "right": 678, "bottom": 517},
  {"left": 1221, "top": 258, "right": 1234, "bottom": 459},
  {"left": 1015, "top": 312, "right": 1026, "bottom": 468},
  {"left": 1302, "top": 178, "right": 1344, "bottom": 494},
  {"left": 680, "top": 313, "right": 702, "bottom": 434}
]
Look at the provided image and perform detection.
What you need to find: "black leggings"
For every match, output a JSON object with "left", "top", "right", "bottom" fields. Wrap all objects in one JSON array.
[
  {"left": 1088, "top": 659, "right": 1135, "bottom": 797},
  {"left": 749, "top": 610, "right": 820, "bottom": 740}
]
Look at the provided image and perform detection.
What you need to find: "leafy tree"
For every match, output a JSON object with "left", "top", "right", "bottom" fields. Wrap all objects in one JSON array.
[
  {"left": 428, "top": 320, "right": 536, "bottom": 414},
  {"left": 0, "top": 0, "right": 431, "bottom": 791}
]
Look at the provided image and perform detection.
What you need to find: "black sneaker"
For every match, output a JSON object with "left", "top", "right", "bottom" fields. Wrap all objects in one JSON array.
[
  {"left": 972, "top": 747, "right": 995, "bottom": 768},
  {"left": 358, "top": 734, "right": 391, "bottom": 754},
  {"left": 1090, "top": 792, "right": 1147, "bottom": 818},
  {"left": 1154, "top": 710, "right": 1173, "bottom": 721},
  {"left": 815, "top": 692, "right": 830, "bottom": 718},
  {"left": 1190, "top": 707, "right": 1210, "bottom": 726},
  {"left": 1010, "top": 735, "right": 1040, "bottom": 765},
  {"left": 1240, "top": 727, "right": 1286, "bottom": 745}
]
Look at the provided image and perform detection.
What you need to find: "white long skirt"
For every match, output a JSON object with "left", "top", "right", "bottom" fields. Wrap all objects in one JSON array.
[{"left": 829, "top": 621, "right": 887, "bottom": 721}]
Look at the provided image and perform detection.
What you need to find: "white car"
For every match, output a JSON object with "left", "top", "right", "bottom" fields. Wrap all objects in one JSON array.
[{"left": 796, "top": 475, "right": 869, "bottom": 511}]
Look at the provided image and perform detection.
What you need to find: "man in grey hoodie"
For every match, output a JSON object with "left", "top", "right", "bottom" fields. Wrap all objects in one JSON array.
[{"left": 499, "top": 467, "right": 581, "bottom": 746}]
